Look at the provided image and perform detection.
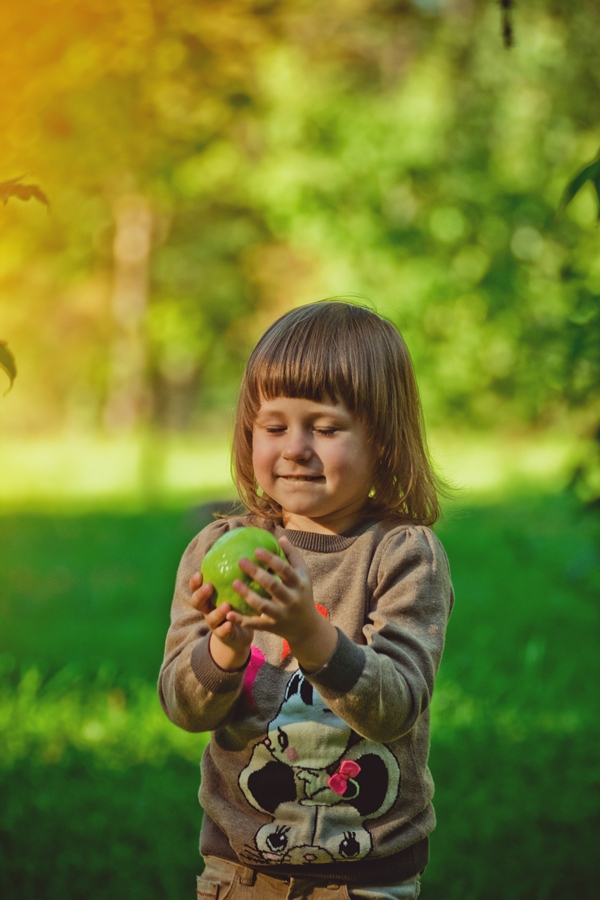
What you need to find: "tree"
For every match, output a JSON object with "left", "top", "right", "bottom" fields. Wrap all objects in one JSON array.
[{"left": 0, "top": 0, "right": 598, "bottom": 453}]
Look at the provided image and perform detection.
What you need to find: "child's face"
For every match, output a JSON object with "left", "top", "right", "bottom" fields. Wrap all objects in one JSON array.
[{"left": 252, "top": 396, "right": 376, "bottom": 534}]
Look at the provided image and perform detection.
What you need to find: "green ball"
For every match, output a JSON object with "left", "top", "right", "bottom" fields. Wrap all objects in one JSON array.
[{"left": 201, "top": 526, "right": 286, "bottom": 616}]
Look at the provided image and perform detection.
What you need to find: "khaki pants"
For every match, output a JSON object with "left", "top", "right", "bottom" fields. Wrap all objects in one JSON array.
[{"left": 197, "top": 856, "right": 421, "bottom": 900}]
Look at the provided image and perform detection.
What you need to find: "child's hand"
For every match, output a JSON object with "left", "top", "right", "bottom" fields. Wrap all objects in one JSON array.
[
  {"left": 188, "top": 572, "right": 253, "bottom": 671},
  {"left": 227, "top": 536, "right": 338, "bottom": 672}
]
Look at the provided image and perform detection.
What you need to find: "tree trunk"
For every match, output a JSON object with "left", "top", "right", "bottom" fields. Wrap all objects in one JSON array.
[{"left": 103, "top": 194, "right": 152, "bottom": 431}]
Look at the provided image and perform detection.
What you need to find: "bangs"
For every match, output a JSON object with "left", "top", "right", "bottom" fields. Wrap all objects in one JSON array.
[
  {"left": 248, "top": 330, "right": 348, "bottom": 407},
  {"left": 243, "top": 303, "right": 381, "bottom": 416}
]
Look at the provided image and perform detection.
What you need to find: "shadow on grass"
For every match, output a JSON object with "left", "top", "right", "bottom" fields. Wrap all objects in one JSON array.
[{"left": 0, "top": 755, "right": 202, "bottom": 900}]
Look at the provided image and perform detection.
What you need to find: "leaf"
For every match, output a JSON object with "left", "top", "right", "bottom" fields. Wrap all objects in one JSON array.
[
  {"left": 0, "top": 175, "right": 50, "bottom": 209},
  {"left": 0, "top": 341, "right": 17, "bottom": 394},
  {"left": 559, "top": 154, "right": 600, "bottom": 220}
]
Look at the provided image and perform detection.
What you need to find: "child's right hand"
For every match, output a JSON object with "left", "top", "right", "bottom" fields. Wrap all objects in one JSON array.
[{"left": 189, "top": 572, "right": 253, "bottom": 671}]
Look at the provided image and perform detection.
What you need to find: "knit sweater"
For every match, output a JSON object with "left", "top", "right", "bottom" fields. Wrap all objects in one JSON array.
[{"left": 158, "top": 514, "right": 454, "bottom": 885}]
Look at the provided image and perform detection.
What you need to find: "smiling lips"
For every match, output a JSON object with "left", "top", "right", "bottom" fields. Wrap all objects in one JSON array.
[{"left": 278, "top": 474, "right": 324, "bottom": 482}]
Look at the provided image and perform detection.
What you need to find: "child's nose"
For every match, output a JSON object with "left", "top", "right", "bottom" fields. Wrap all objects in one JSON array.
[{"left": 282, "top": 431, "right": 313, "bottom": 460}]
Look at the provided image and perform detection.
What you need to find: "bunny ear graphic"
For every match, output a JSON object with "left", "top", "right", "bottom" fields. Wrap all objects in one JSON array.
[{"left": 0, "top": 341, "right": 17, "bottom": 394}]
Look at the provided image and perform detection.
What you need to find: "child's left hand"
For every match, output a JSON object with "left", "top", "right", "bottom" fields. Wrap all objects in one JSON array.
[{"left": 228, "top": 536, "right": 338, "bottom": 673}]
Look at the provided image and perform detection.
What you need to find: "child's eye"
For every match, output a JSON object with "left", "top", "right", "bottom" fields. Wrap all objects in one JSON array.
[
  {"left": 315, "top": 428, "right": 337, "bottom": 436},
  {"left": 265, "top": 426, "right": 286, "bottom": 434}
]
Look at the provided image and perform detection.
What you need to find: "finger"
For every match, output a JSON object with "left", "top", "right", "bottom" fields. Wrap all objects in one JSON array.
[
  {"left": 209, "top": 603, "right": 256, "bottom": 637},
  {"left": 226, "top": 607, "right": 275, "bottom": 631},
  {"left": 231, "top": 577, "right": 271, "bottom": 613},
  {"left": 190, "top": 581, "right": 215, "bottom": 613},
  {"left": 212, "top": 614, "right": 254, "bottom": 642},
  {"left": 276, "top": 536, "right": 308, "bottom": 572},
  {"left": 231, "top": 579, "right": 287, "bottom": 626},
  {"left": 212, "top": 618, "right": 237, "bottom": 639},
  {"left": 266, "top": 537, "right": 309, "bottom": 585},
  {"left": 237, "top": 559, "right": 287, "bottom": 600},
  {"left": 253, "top": 547, "right": 295, "bottom": 583},
  {"left": 204, "top": 602, "right": 233, "bottom": 630},
  {"left": 189, "top": 570, "right": 203, "bottom": 592}
]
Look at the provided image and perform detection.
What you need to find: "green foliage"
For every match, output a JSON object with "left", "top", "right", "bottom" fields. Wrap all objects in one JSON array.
[
  {"left": 0, "top": 489, "right": 599, "bottom": 898},
  {"left": 0, "top": 1, "right": 599, "bottom": 436}
]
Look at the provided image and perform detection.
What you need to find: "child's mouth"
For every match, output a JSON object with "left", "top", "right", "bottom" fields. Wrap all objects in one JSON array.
[{"left": 279, "top": 475, "right": 324, "bottom": 482}]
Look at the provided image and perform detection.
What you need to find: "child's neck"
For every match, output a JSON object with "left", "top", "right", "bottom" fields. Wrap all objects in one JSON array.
[{"left": 281, "top": 505, "right": 371, "bottom": 535}]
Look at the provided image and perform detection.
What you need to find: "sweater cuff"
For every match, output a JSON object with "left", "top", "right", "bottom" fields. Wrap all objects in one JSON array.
[
  {"left": 190, "top": 635, "right": 249, "bottom": 694},
  {"left": 302, "top": 628, "right": 366, "bottom": 696}
]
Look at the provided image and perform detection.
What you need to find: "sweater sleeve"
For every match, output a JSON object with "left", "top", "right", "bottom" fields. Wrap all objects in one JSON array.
[
  {"left": 157, "top": 519, "right": 250, "bottom": 733},
  {"left": 304, "top": 525, "right": 454, "bottom": 743}
]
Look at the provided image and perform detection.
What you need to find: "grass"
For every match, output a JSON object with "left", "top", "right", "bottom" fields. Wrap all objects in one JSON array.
[
  {"left": 0, "top": 506, "right": 214, "bottom": 900},
  {"left": 426, "top": 495, "right": 599, "bottom": 899},
  {"left": 0, "top": 432, "right": 598, "bottom": 899},
  {"left": 0, "top": 669, "right": 208, "bottom": 900}
]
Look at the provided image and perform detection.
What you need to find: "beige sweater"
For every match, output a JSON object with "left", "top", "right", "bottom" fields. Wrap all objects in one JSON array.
[{"left": 158, "top": 515, "right": 454, "bottom": 884}]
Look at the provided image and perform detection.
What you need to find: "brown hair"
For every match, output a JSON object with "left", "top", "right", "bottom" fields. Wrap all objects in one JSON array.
[{"left": 232, "top": 300, "right": 443, "bottom": 526}]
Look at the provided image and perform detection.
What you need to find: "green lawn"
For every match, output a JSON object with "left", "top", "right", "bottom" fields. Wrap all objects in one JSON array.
[{"left": 0, "top": 438, "right": 598, "bottom": 899}]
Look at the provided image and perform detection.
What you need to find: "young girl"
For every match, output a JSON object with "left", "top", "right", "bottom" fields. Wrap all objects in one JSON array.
[{"left": 159, "top": 301, "right": 454, "bottom": 900}]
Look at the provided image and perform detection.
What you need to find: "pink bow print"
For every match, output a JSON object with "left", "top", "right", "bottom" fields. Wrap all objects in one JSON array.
[{"left": 327, "top": 760, "right": 361, "bottom": 795}]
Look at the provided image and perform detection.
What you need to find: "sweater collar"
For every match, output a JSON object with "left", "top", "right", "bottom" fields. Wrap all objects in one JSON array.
[{"left": 277, "top": 521, "right": 373, "bottom": 553}]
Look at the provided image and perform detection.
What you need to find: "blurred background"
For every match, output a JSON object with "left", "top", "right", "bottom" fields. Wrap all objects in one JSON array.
[{"left": 0, "top": 1, "right": 598, "bottom": 898}]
